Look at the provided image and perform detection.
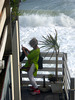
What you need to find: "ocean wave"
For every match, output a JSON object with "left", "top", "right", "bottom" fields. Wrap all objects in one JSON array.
[
  {"left": 20, "top": 26, "right": 75, "bottom": 77},
  {"left": 19, "top": 9, "right": 60, "bottom": 16},
  {"left": 19, "top": 12, "right": 75, "bottom": 28}
]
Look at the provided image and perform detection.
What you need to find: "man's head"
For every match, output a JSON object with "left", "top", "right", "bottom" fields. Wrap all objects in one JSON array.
[{"left": 29, "top": 38, "right": 38, "bottom": 48}]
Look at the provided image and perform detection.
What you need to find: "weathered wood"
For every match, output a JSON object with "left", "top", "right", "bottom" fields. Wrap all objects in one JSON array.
[
  {"left": 22, "top": 59, "right": 63, "bottom": 64},
  {"left": 63, "top": 54, "right": 71, "bottom": 100},
  {"left": 22, "top": 73, "right": 63, "bottom": 78},
  {"left": 0, "top": 26, "right": 8, "bottom": 60},
  {"left": 38, "top": 68, "right": 63, "bottom": 71},
  {"left": 22, "top": 67, "right": 63, "bottom": 72},
  {"left": 0, "top": 0, "right": 5, "bottom": 13},
  {"left": 41, "top": 52, "right": 64, "bottom": 57},
  {"left": 22, "top": 81, "right": 50, "bottom": 86},
  {"left": 0, "top": 8, "right": 6, "bottom": 37}
]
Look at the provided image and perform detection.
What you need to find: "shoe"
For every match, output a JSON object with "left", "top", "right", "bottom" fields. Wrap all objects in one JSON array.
[
  {"left": 29, "top": 86, "right": 35, "bottom": 91},
  {"left": 31, "top": 89, "right": 40, "bottom": 95}
]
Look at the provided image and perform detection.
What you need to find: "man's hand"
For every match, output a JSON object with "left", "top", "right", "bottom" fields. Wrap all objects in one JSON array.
[{"left": 22, "top": 46, "right": 25, "bottom": 51}]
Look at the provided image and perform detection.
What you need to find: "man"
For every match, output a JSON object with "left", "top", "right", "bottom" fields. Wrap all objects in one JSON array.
[{"left": 21, "top": 38, "right": 40, "bottom": 95}]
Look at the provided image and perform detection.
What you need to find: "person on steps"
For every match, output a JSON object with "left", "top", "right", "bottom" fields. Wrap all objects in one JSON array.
[{"left": 21, "top": 38, "right": 40, "bottom": 95}]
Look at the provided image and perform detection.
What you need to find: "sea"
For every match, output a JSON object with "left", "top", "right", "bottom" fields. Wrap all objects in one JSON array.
[{"left": 19, "top": 0, "right": 75, "bottom": 77}]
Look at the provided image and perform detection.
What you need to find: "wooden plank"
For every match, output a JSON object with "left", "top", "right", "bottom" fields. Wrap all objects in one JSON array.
[
  {"left": 21, "top": 68, "right": 63, "bottom": 72},
  {"left": 21, "top": 74, "right": 63, "bottom": 78},
  {"left": 20, "top": 52, "right": 64, "bottom": 57},
  {"left": 0, "top": 8, "right": 6, "bottom": 37},
  {"left": 22, "top": 60, "right": 63, "bottom": 64},
  {"left": 22, "top": 80, "right": 64, "bottom": 86},
  {"left": 22, "top": 80, "right": 51, "bottom": 86},
  {"left": 0, "top": 0, "right": 5, "bottom": 13},
  {"left": 38, "top": 68, "right": 63, "bottom": 71},
  {"left": 41, "top": 52, "right": 64, "bottom": 57},
  {"left": 0, "top": 26, "right": 8, "bottom": 60},
  {"left": 43, "top": 60, "right": 63, "bottom": 64}
]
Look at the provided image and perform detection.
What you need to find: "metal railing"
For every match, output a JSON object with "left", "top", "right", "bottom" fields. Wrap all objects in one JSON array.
[{"left": 0, "top": 56, "right": 12, "bottom": 100}]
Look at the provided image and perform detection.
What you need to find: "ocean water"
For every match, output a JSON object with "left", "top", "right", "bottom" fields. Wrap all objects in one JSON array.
[{"left": 19, "top": 0, "right": 75, "bottom": 77}]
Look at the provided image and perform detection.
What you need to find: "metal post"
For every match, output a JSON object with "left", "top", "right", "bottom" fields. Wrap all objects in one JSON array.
[
  {"left": 68, "top": 90, "right": 70, "bottom": 100},
  {"left": 11, "top": 21, "right": 21, "bottom": 100},
  {"left": 43, "top": 75, "right": 46, "bottom": 88},
  {"left": 70, "top": 78, "right": 75, "bottom": 100}
]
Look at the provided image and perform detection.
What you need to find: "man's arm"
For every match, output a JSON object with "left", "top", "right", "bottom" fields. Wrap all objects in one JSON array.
[{"left": 22, "top": 47, "right": 30, "bottom": 56}]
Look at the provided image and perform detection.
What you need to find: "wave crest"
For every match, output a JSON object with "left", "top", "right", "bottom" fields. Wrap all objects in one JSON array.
[{"left": 19, "top": 13, "right": 75, "bottom": 28}]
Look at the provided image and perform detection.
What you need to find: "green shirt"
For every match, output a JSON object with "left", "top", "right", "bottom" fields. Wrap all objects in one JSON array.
[{"left": 24, "top": 48, "right": 40, "bottom": 76}]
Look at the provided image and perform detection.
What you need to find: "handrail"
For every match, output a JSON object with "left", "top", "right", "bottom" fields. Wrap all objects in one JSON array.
[
  {"left": 63, "top": 53, "right": 71, "bottom": 100},
  {"left": 0, "top": 56, "right": 12, "bottom": 100},
  {"left": 63, "top": 53, "right": 75, "bottom": 100}
]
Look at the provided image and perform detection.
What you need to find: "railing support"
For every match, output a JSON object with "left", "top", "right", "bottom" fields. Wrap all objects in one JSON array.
[
  {"left": 11, "top": 21, "right": 21, "bottom": 100},
  {"left": 69, "top": 78, "right": 75, "bottom": 100},
  {"left": 43, "top": 75, "right": 46, "bottom": 88}
]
